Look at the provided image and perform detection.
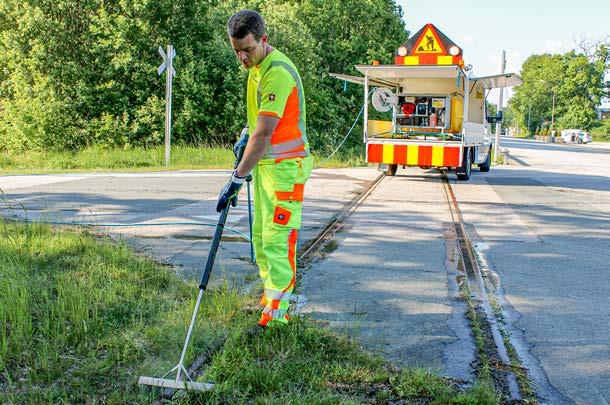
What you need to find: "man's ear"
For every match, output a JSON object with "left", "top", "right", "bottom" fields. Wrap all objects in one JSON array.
[{"left": 260, "top": 34, "right": 268, "bottom": 46}]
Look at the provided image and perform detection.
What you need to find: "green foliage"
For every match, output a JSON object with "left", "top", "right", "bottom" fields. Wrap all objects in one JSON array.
[
  {"left": 590, "top": 119, "right": 610, "bottom": 141},
  {"left": 0, "top": 0, "right": 408, "bottom": 153},
  {"left": 509, "top": 45, "right": 608, "bottom": 134}
]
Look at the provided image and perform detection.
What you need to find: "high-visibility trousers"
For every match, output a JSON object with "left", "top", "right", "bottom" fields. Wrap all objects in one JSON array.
[{"left": 253, "top": 155, "right": 313, "bottom": 326}]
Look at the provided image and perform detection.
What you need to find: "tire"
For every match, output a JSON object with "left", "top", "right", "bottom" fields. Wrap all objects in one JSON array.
[
  {"left": 385, "top": 164, "right": 398, "bottom": 176},
  {"left": 457, "top": 148, "right": 472, "bottom": 181},
  {"left": 577, "top": 138, "right": 583, "bottom": 144},
  {"left": 479, "top": 147, "right": 491, "bottom": 172}
]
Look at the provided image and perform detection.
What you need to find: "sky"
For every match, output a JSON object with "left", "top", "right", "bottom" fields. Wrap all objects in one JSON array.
[{"left": 396, "top": 0, "right": 609, "bottom": 105}]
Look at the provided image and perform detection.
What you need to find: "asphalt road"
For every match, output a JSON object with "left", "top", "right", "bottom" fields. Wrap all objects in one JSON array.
[
  {"left": 453, "top": 137, "right": 610, "bottom": 404},
  {"left": 0, "top": 168, "right": 379, "bottom": 286}
]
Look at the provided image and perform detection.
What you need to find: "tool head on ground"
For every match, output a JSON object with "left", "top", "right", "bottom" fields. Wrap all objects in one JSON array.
[{"left": 138, "top": 376, "right": 214, "bottom": 392}]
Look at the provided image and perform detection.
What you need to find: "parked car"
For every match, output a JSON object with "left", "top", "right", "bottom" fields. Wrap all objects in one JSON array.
[{"left": 560, "top": 129, "right": 592, "bottom": 144}]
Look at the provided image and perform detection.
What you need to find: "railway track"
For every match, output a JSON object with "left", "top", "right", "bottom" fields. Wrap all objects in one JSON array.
[
  {"left": 159, "top": 170, "right": 529, "bottom": 402},
  {"left": 297, "top": 170, "right": 529, "bottom": 402},
  {"left": 441, "top": 172, "right": 523, "bottom": 401}
]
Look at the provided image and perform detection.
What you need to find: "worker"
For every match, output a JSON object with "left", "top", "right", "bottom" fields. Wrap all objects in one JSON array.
[{"left": 218, "top": 9, "right": 313, "bottom": 328}]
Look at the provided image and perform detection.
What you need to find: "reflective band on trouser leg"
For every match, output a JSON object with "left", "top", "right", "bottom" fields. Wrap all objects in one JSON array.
[{"left": 259, "top": 228, "right": 298, "bottom": 326}]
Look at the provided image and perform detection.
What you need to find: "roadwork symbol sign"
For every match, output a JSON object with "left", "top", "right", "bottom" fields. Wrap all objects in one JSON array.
[{"left": 413, "top": 26, "right": 444, "bottom": 54}]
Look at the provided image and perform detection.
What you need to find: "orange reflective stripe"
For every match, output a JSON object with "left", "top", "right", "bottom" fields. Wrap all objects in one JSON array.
[
  {"left": 276, "top": 183, "right": 304, "bottom": 202},
  {"left": 264, "top": 86, "right": 309, "bottom": 160},
  {"left": 259, "top": 111, "right": 279, "bottom": 118},
  {"left": 271, "top": 87, "right": 300, "bottom": 144},
  {"left": 287, "top": 229, "right": 297, "bottom": 279}
]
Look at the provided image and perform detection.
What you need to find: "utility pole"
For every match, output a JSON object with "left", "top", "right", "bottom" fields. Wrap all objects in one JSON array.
[
  {"left": 494, "top": 50, "right": 506, "bottom": 162},
  {"left": 158, "top": 45, "right": 177, "bottom": 167}
]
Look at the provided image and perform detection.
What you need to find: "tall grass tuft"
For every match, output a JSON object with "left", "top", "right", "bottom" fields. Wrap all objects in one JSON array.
[
  {"left": 0, "top": 145, "right": 236, "bottom": 173},
  {"left": 0, "top": 144, "right": 368, "bottom": 174}
]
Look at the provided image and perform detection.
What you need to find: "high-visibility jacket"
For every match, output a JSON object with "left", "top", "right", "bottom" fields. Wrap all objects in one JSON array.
[{"left": 247, "top": 50, "right": 309, "bottom": 161}]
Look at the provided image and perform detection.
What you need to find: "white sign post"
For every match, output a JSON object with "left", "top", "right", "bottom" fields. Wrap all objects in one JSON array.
[
  {"left": 494, "top": 50, "right": 506, "bottom": 163},
  {"left": 158, "top": 45, "right": 176, "bottom": 167}
]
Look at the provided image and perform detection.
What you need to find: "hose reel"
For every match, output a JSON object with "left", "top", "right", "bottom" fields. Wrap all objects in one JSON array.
[{"left": 371, "top": 88, "right": 398, "bottom": 112}]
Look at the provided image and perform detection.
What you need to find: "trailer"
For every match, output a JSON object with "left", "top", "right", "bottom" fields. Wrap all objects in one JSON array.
[{"left": 332, "top": 23, "right": 522, "bottom": 180}]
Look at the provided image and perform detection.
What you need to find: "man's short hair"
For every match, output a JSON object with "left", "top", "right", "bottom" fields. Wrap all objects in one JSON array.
[{"left": 227, "top": 10, "right": 266, "bottom": 41}]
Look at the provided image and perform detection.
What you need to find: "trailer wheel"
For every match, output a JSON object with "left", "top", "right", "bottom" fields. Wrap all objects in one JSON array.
[
  {"left": 479, "top": 147, "right": 491, "bottom": 172},
  {"left": 457, "top": 148, "right": 472, "bottom": 181},
  {"left": 385, "top": 164, "right": 398, "bottom": 176}
]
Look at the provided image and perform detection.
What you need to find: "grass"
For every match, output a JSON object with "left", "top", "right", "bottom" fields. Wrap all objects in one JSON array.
[
  {"left": 0, "top": 145, "right": 367, "bottom": 174},
  {"left": 0, "top": 220, "right": 499, "bottom": 403}
]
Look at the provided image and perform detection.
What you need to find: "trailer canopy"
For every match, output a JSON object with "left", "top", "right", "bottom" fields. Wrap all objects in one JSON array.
[
  {"left": 354, "top": 64, "right": 463, "bottom": 80},
  {"left": 328, "top": 73, "right": 398, "bottom": 88},
  {"left": 471, "top": 73, "right": 522, "bottom": 89},
  {"left": 331, "top": 67, "right": 522, "bottom": 90}
]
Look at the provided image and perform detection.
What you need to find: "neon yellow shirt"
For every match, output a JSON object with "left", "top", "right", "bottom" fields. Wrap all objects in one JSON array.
[{"left": 247, "top": 49, "right": 309, "bottom": 160}]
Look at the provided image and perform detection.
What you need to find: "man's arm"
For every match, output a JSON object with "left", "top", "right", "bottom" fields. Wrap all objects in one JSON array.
[{"left": 235, "top": 114, "right": 279, "bottom": 176}]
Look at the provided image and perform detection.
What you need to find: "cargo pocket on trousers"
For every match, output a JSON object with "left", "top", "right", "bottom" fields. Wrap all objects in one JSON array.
[{"left": 273, "top": 206, "right": 292, "bottom": 227}]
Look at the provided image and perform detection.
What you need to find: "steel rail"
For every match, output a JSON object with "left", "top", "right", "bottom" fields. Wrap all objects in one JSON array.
[{"left": 440, "top": 172, "right": 522, "bottom": 401}]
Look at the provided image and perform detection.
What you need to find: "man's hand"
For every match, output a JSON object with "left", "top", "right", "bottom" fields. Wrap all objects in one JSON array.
[
  {"left": 216, "top": 171, "right": 252, "bottom": 213},
  {"left": 233, "top": 127, "right": 249, "bottom": 159}
]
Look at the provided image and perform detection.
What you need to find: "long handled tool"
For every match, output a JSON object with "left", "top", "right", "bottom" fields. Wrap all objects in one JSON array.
[
  {"left": 138, "top": 147, "right": 248, "bottom": 392},
  {"left": 246, "top": 177, "right": 255, "bottom": 264}
]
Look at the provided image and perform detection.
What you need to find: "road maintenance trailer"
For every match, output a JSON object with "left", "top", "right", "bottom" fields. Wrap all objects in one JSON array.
[{"left": 332, "top": 23, "right": 522, "bottom": 180}]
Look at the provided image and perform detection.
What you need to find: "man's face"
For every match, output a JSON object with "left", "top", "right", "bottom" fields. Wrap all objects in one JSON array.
[{"left": 229, "top": 33, "right": 267, "bottom": 69}]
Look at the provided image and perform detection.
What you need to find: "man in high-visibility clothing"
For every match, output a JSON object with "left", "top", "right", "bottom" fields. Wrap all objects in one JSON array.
[{"left": 217, "top": 9, "right": 313, "bottom": 328}]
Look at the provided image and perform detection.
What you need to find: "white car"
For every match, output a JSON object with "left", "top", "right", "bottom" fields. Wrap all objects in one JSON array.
[{"left": 561, "top": 129, "right": 592, "bottom": 144}]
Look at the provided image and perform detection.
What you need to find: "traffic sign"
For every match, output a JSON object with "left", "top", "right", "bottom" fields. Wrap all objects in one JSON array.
[
  {"left": 158, "top": 45, "right": 176, "bottom": 78},
  {"left": 159, "top": 45, "right": 176, "bottom": 166}
]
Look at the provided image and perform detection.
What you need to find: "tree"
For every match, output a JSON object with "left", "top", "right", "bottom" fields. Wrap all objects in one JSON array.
[
  {"left": 0, "top": 0, "right": 408, "bottom": 152},
  {"left": 509, "top": 44, "right": 608, "bottom": 133}
]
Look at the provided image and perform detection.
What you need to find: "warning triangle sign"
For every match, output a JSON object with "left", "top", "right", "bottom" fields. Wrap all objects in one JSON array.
[{"left": 412, "top": 26, "right": 445, "bottom": 54}]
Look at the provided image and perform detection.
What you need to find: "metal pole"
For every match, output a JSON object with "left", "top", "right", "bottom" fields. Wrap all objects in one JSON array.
[
  {"left": 247, "top": 179, "right": 255, "bottom": 264},
  {"left": 164, "top": 45, "right": 173, "bottom": 167},
  {"left": 527, "top": 101, "right": 532, "bottom": 136},
  {"left": 494, "top": 50, "right": 506, "bottom": 162},
  {"left": 363, "top": 75, "right": 369, "bottom": 145},
  {"left": 550, "top": 91, "right": 555, "bottom": 137}
]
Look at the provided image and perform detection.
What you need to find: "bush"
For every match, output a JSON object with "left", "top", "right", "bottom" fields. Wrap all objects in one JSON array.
[{"left": 590, "top": 120, "right": 610, "bottom": 140}]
